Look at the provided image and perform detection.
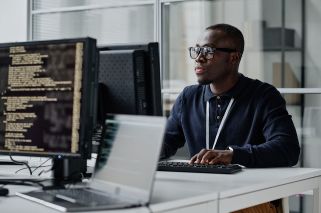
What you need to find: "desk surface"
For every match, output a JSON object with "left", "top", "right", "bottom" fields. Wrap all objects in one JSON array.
[
  {"left": 156, "top": 167, "right": 321, "bottom": 197},
  {"left": 155, "top": 167, "right": 321, "bottom": 212},
  {"left": 1, "top": 166, "right": 321, "bottom": 213}
]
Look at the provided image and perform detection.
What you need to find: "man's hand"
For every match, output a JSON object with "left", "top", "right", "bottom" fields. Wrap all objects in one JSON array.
[{"left": 189, "top": 149, "right": 233, "bottom": 165}]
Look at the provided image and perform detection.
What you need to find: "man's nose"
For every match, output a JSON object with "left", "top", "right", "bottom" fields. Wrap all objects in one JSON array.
[{"left": 195, "top": 52, "right": 206, "bottom": 63}]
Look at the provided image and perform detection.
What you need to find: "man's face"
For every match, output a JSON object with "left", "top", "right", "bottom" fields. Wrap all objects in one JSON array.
[{"left": 193, "top": 29, "right": 236, "bottom": 85}]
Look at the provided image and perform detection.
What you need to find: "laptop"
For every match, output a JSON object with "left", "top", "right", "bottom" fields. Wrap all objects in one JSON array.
[{"left": 17, "top": 114, "right": 166, "bottom": 212}]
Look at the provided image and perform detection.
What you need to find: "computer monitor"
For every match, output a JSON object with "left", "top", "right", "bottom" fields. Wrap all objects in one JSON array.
[
  {"left": 0, "top": 38, "right": 98, "bottom": 160},
  {"left": 97, "top": 42, "right": 162, "bottom": 124}
]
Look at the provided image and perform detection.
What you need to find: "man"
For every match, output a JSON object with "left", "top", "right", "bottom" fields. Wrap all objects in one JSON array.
[{"left": 161, "top": 23, "right": 300, "bottom": 168}]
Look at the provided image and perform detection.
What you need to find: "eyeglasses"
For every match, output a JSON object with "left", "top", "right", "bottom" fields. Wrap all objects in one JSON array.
[{"left": 188, "top": 46, "right": 237, "bottom": 60}]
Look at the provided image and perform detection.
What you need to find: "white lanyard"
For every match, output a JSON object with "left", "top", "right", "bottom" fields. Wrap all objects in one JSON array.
[{"left": 206, "top": 97, "right": 234, "bottom": 149}]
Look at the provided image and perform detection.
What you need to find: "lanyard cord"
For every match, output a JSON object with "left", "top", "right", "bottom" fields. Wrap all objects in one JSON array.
[{"left": 206, "top": 98, "right": 234, "bottom": 149}]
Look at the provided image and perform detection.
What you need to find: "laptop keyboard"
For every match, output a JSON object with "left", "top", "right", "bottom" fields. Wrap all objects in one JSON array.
[
  {"left": 47, "top": 188, "right": 126, "bottom": 206},
  {"left": 157, "top": 161, "right": 242, "bottom": 174}
]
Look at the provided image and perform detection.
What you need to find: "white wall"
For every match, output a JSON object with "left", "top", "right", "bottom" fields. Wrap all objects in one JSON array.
[{"left": 0, "top": 0, "right": 28, "bottom": 43}]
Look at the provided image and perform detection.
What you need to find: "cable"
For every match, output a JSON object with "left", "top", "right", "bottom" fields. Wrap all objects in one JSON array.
[
  {"left": 9, "top": 154, "right": 32, "bottom": 175},
  {"left": 31, "top": 158, "right": 51, "bottom": 174},
  {"left": 15, "top": 165, "right": 52, "bottom": 174},
  {"left": 38, "top": 166, "right": 53, "bottom": 176}
]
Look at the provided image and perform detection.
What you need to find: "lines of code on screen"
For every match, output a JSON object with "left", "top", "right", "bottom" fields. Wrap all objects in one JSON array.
[{"left": 0, "top": 42, "right": 83, "bottom": 156}]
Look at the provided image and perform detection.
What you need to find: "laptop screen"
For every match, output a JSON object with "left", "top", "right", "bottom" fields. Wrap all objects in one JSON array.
[{"left": 94, "top": 114, "right": 166, "bottom": 197}]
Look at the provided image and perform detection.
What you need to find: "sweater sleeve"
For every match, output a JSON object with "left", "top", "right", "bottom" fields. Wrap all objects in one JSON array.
[
  {"left": 160, "top": 91, "right": 186, "bottom": 160},
  {"left": 231, "top": 87, "right": 300, "bottom": 167}
]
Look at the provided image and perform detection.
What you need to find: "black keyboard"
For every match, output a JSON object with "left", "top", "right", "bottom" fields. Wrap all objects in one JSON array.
[{"left": 157, "top": 161, "right": 242, "bottom": 174}]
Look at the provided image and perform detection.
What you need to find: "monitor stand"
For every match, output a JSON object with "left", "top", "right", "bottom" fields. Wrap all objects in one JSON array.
[{"left": 52, "top": 158, "right": 87, "bottom": 187}]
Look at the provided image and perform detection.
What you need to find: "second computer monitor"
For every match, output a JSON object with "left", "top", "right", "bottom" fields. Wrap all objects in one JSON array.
[{"left": 98, "top": 43, "right": 162, "bottom": 122}]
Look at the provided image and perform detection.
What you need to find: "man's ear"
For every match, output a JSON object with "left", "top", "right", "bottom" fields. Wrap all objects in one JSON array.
[{"left": 229, "top": 52, "right": 241, "bottom": 65}]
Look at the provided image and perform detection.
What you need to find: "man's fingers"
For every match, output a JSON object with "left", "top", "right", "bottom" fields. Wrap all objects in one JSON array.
[
  {"left": 190, "top": 150, "right": 233, "bottom": 165},
  {"left": 200, "top": 151, "right": 216, "bottom": 164},
  {"left": 190, "top": 149, "right": 209, "bottom": 164},
  {"left": 195, "top": 149, "right": 208, "bottom": 163},
  {"left": 189, "top": 154, "right": 198, "bottom": 164},
  {"left": 209, "top": 156, "right": 222, "bottom": 165},
  {"left": 209, "top": 152, "right": 231, "bottom": 165}
]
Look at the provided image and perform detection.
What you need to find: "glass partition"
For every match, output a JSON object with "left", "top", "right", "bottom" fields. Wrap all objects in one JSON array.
[
  {"left": 160, "top": 0, "right": 305, "bottom": 117},
  {"left": 32, "top": 3, "right": 154, "bottom": 45}
]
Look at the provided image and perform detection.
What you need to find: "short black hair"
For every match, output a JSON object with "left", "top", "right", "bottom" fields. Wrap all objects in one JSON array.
[{"left": 206, "top": 23, "right": 244, "bottom": 54}]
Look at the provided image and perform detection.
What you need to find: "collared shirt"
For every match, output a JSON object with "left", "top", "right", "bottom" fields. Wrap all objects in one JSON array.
[{"left": 162, "top": 74, "right": 300, "bottom": 168}]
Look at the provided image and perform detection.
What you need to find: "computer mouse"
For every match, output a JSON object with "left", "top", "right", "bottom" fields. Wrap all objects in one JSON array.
[{"left": 0, "top": 187, "right": 9, "bottom": 196}]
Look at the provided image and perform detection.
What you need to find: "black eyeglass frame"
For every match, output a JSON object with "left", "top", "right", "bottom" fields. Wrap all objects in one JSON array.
[{"left": 188, "top": 46, "right": 237, "bottom": 59}]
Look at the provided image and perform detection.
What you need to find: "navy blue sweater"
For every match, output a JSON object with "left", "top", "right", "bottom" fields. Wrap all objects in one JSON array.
[{"left": 162, "top": 74, "right": 300, "bottom": 168}]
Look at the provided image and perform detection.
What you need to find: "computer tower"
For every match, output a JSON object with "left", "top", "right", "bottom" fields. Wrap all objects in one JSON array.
[{"left": 98, "top": 49, "right": 147, "bottom": 116}]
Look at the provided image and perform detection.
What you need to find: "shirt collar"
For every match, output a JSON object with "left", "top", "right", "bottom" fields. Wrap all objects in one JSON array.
[{"left": 204, "top": 73, "right": 245, "bottom": 102}]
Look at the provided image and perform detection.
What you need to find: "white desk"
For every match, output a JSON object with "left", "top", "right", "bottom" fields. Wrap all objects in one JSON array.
[
  {"left": 150, "top": 176, "right": 218, "bottom": 213},
  {"left": 0, "top": 165, "right": 218, "bottom": 213},
  {"left": 156, "top": 167, "right": 321, "bottom": 213},
  {"left": 1, "top": 166, "right": 321, "bottom": 213},
  {"left": 0, "top": 180, "right": 217, "bottom": 213}
]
